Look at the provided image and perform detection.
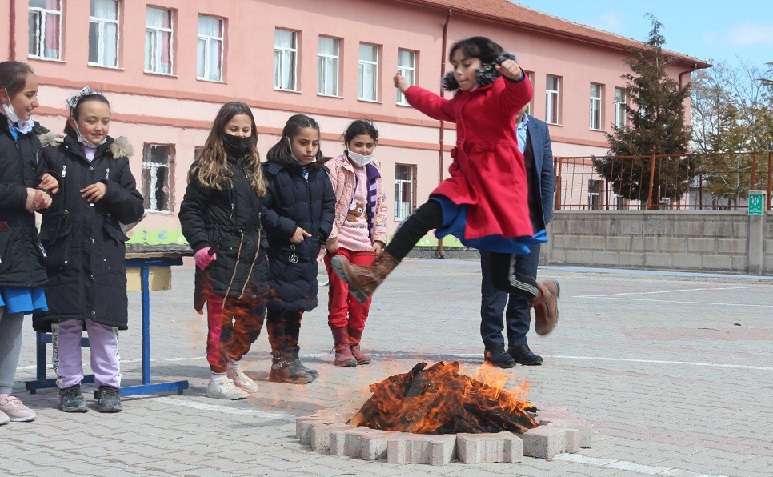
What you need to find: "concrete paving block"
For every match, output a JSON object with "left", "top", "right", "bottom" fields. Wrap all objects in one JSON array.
[
  {"left": 387, "top": 434, "right": 456, "bottom": 466},
  {"left": 328, "top": 427, "right": 374, "bottom": 458},
  {"left": 309, "top": 422, "right": 354, "bottom": 453},
  {"left": 295, "top": 417, "right": 320, "bottom": 444},
  {"left": 360, "top": 430, "right": 401, "bottom": 461},
  {"left": 455, "top": 432, "right": 523, "bottom": 464},
  {"left": 543, "top": 418, "right": 592, "bottom": 448},
  {"left": 522, "top": 426, "right": 566, "bottom": 459}
]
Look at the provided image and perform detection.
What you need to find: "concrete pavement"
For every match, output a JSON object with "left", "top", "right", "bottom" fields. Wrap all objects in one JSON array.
[{"left": 2, "top": 258, "right": 771, "bottom": 476}]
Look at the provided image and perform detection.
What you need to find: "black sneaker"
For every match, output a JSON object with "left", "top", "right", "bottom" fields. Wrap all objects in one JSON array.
[
  {"left": 58, "top": 384, "right": 88, "bottom": 413},
  {"left": 95, "top": 386, "right": 122, "bottom": 413},
  {"left": 484, "top": 346, "right": 517, "bottom": 368},
  {"left": 508, "top": 344, "right": 544, "bottom": 366}
]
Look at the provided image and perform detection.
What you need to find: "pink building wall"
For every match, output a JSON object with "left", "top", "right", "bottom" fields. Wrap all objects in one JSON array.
[{"left": 1, "top": 0, "right": 704, "bottom": 248}]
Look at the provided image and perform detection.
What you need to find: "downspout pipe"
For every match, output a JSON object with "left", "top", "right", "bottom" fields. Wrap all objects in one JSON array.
[
  {"left": 439, "top": 10, "right": 451, "bottom": 184},
  {"left": 437, "top": 9, "right": 451, "bottom": 259},
  {"left": 9, "top": 0, "right": 17, "bottom": 60}
]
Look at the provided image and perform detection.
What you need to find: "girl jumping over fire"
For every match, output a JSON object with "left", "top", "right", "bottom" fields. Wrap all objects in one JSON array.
[{"left": 330, "top": 36, "right": 560, "bottom": 335}]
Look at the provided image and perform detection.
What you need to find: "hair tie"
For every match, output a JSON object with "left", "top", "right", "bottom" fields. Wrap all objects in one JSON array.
[{"left": 65, "top": 86, "right": 95, "bottom": 114}]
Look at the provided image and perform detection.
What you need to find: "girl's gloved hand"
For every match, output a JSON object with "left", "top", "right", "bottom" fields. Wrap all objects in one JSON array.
[{"left": 194, "top": 247, "right": 216, "bottom": 270}]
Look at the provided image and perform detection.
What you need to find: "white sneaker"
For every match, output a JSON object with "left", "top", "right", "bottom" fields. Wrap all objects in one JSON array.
[
  {"left": 0, "top": 411, "right": 9, "bottom": 425},
  {"left": 206, "top": 378, "right": 248, "bottom": 400},
  {"left": 227, "top": 365, "right": 259, "bottom": 393}
]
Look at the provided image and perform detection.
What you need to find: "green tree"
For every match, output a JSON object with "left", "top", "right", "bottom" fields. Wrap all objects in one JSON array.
[
  {"left": 690, "top": 60, "right": 773, "bottom": 207},
  {"left": 594, "top": 15, "right": 692, "bottom": 208}
]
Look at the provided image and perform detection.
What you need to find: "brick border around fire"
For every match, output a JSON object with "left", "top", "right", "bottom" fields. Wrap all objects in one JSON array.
[{"left": 295, "top": 405, "right": 592, "bottom": 466}]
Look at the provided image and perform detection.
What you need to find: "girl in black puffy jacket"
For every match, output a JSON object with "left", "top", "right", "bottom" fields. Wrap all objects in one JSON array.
[
  {"left": 179, "top": 102, "right": 269, "bottom": 400},
  {"left": 35, "top": 88, "right": 144, "bottom": 414},
  {"left": 0, "top": 61, "right": 50, "bottom": 423},
  {"left": 262, "top": 114, "right": 335, "bottom": 384}
]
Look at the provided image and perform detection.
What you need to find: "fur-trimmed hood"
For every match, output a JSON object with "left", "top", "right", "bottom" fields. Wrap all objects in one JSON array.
[
  {"left": 109, "top": 136, "right": 133, "bottom": 159},
  {"left": 41, "top": 132, "right": 133, "bottom": 160}
]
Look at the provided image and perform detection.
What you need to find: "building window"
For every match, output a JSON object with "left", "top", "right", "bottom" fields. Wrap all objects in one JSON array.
[
  {"left": 29, "top": 0, "right": 62, "bottom": 60},
  {"left": 590, "top": 83, "right": 603, "bottom": 130},
  {"left": 614, "top": 87, "right": 627, "bottom": 129},
  {"left": 588, "top": 179, "right": 602, "bottom": 210},
  {"left": 396, "top": 49, "right": 415, "bottom": 105},
  {"left": 145, "top": 7, "right": 173, "bottom": 75},
  {"left": 358, "top": 43, "right": 379, "bottom": 102},
  {"left": 142, "top": 144, "right": 173, "bottom": 212},
  {"left": 89, "top": 0, "right": 119, "bottom": 67},
  {"left": 613, "top": 193, "right": 626, "bottom": 210},
  {"left": 274, "top": 29, "right": 298, "bottom": 91},
  {"left": 317, "top": 36, "right": 338, "bottom": 96},
  {"left": 545, "top": 75, "right": 560, "bottom": 124},
  {"left": 394, "top": 164, "right": 416, "bottom": 220},
  {"left": 522, "top": 71, "right": 535, "bottom": 116},
  {"left": 197, "top": 15, "right": 223, "bottom": 81}
]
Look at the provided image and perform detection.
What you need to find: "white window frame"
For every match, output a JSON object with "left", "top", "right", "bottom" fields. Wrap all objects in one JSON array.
[
  {"left": 546, "top": 75, "right": 561, "bottom": 125},
  {"left": 614, "top": 87, "right": 627, "bottom": 129},
  {"left": 590, "top": 82, "right": 603, "bottom": 130},
  {"left": 142, "top": 144, "right": 173, "bottom": 213},
  {"left": 588, "top": 179, "right": 602, "bottom": 210},
  {"left": 145, "top": 6, "right": 174, "bottom": 75},
  {"left": 197, "top": 15, "right": 224, "bottom": 82},
  {"left": 394, "top": 164, "right": 416, "bottom": 220},
  {"left": 274, "top": 29, "right": 298, "bottom": 91},
  {"left": 358, "top": 43, "right": 379, "bottom": 102},
  {"left": 396, "top": 48, "right": 415, "bottom": 105},
  {"left": 89, "top": 0, "right": 120, "bottom": 68},
  {"left": 28, "top": 0, "right": 63, "bottom": 61},
  {"left": 317, "top": 36, "right": 339, "bottom": 96},
  {"left": 523, "top": 71, "right": 535, "bottom": 116}
]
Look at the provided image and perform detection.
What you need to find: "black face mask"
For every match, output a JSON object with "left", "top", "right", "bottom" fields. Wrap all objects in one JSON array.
[{"left": 223, "top": 134, "right": 253, "bottom": 157}]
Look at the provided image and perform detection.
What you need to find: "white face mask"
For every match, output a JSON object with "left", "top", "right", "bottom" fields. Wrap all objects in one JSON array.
[
  {"left": 2, "top": 90, "right": 34, "bottom": 134},
  {"left": 347, "top": 149, "right": 375, "bottom": 168},
  {"left": 74, "top": 122, "right": 107, "bottom": 148}
]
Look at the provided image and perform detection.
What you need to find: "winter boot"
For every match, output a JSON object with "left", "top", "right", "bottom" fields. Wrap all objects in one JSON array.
[
  {"left": 348, "top": 328, "right": 371, "bottom": 365},
  {"left": 58, "top": 384, "right": 88, "bottom": 413},
  {"left": 331, "top": 327, "right": 357, "bottom": 367},
  {"left": 531, "top": 280, "right": 560, "bottom": 335},
  {"left": 484, "top": 346, "right": 517, "bottom": 368},
  {"left": 329, "top": 251, "right": 399, "bottom": 303},
  {"left": 290, "top": 346, "right": 318, "bottom": 379},
  {"left": 269, "top": 348, "right": 314, "bottom": 384},
  {"left": 95, "top": 385, "right": 122, "bottom": 413}
]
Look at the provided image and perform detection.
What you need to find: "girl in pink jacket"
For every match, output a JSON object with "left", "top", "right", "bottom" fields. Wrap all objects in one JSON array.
[{"left": 324, "top": 120, "right": 387, "bottom": 366}]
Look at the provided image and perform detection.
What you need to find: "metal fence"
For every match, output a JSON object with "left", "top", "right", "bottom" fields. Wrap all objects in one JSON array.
[{"left": 554, "top": 151, "right": 773, "bottom": 211}]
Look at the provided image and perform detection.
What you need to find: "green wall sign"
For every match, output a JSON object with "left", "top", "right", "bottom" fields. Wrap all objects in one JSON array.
[{"left": 748, "top": 192, "right": 764, "bottom": 216}]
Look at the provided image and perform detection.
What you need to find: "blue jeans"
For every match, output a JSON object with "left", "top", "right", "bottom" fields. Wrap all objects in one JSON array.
[{"left": 479, "top": 243, "right": 541, "bottom": 349}]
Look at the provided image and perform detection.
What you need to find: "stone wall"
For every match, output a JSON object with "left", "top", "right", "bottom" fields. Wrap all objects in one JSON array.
[{"left": 545, "top": 211, "right": 772, "bottom": 275}]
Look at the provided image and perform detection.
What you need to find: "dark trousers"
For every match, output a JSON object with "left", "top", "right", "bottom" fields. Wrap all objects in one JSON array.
[
  {"left": 266, "top": 308, "right": 303, "bottom": 351},
  {"left": 480, "top": 242, "right": 541, "bottom": 350},
  {"left": 206, "top": 294, "right": 266, "bottom": 373},
  {"left": 388, "top": 199, "right": 539, "bottom": 302}
]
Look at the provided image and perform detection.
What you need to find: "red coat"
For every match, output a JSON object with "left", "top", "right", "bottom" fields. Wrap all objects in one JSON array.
[{"left": 404, "top": 76, "right": 534, "bottom": 240}]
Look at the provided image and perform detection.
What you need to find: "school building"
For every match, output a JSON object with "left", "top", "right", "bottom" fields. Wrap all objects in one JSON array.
[{"left": 1, "top": 0, "right": 708, "bottom": 249}]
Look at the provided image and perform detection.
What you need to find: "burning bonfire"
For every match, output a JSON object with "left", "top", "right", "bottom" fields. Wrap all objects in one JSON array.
[{"left": 348, "top": 362, "right": 538, "bottom": 435}]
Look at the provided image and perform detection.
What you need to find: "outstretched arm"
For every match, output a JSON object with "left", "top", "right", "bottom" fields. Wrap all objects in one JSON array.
[{"left": 397, "top": 73, "right": 455, "bottom": 122}]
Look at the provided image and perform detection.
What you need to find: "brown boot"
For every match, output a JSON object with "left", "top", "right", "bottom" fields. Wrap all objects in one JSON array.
[
  {"left": 330, "top": 251, "right": 399, "bottom": 303},
  {"left": 531, "top": 280, "right": 560, "bottom": 335},
  {"left": 331, "top": 327, "right": 357, "bottom": 367},
  {"left": 348, "top": 328, "right": 371, "bottom": 365}
]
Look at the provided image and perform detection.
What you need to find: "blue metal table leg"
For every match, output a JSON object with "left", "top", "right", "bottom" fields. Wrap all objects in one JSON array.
[{"left": 142, "top": 265, "right": 151, "bottom": 385}]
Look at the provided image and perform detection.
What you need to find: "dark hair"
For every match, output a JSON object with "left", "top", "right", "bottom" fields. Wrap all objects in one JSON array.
[
  {"left": 0, "top": 61, "right": 35, "bottom": 98},
  {"left": 448, "top": 36, "right": 504, "bottom": 65},
  {"left": 192, "top": 101, "right": 265, "bottom": 196},
  {"left": 343, "top": 119, "right": 379, "bottom": 145},
  {"left": 64, "top": 93, "right": 110, "bottom": 136},
  {"left": 266, "top": 113, "right": 324, "bottom": 168}
]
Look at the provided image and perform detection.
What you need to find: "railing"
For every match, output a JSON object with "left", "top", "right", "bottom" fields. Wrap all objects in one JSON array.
[{"left": 554, "top": 151, "right": 773, "bottom": 211}]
